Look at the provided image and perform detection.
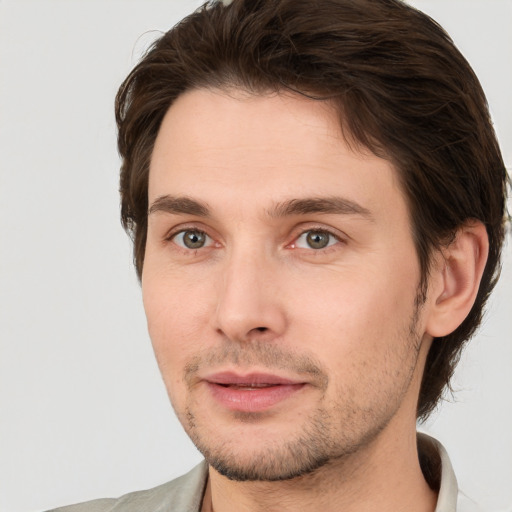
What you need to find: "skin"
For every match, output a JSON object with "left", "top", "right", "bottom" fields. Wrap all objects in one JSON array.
[{"left": 142, "top": 88, "right": 488, "bottom": 512}]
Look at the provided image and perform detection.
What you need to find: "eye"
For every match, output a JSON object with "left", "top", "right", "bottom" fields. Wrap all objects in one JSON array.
[
  {"left": 172, "top": 229, "right": 212, "bottom": 249},
  {"left": 294, "top": 229, "right": 339, "bottom": 250}
]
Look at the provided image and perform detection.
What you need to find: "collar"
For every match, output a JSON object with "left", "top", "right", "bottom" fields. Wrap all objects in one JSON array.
[{"left": 418, "top": 433, "right": 459, "bottom": 511}]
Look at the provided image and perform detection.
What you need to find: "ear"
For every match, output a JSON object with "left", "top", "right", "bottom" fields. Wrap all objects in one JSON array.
[{"left": 425, "top": 221, "right": 489, "bottom": 338}]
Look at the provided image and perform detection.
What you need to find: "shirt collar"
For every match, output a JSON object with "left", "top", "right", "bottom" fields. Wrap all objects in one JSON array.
[{"left": 418, "top": 432, "right": 459, "bottom": 512}]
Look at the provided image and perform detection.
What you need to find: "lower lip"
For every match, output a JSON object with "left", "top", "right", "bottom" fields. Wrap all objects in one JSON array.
[{"left": 206, "top": 382, "right": 306, "bottom": 413}]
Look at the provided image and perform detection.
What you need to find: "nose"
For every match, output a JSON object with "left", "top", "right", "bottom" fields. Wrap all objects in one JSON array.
[{"left": 213, "top": 248, "right": 287, "bottom": 343}]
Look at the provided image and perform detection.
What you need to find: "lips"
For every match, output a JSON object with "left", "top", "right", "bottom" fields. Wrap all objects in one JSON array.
[
  {"left": 206, "top": 372, "right": 301, "bottom": 386},
  {"left": 203, "top": 372, "right": 306, "bottom": 412}
]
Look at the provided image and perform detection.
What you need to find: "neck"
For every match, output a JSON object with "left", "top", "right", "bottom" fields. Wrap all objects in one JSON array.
[{"left": 202, "top": 425, "right": 437, "bottom": 512}]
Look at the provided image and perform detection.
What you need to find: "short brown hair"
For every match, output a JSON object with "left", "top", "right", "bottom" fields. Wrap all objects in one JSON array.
[{"left": 115, "top": 0, "right": 508, "bottom": 419}]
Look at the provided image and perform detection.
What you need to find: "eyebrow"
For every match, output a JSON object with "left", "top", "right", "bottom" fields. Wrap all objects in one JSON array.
[
  {"left": 148, "top": 195, "right": 210, "bottom": 217},
  {"left": 148, "top": 195, "right": 373, "bottom": 221},
  {"left": 267, "top": 197, "right": 374, "bottom": 220}
]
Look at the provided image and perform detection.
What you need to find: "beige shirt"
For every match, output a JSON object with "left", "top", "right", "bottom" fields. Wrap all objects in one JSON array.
[
  {"left": 48, "top": 434, "right": 481, "bottom": 512},
  {"left": 425, "top": 434, "right": 482, "bottom": 512}
]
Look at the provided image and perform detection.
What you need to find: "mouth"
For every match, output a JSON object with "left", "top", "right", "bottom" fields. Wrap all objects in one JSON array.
[{"left": 203, "top": 372, "right": 307, "bottom": 412}]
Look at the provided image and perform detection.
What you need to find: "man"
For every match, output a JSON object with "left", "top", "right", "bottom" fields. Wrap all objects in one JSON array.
[{"left": 50, "top": 0, "right": 508, "bottom": 510}]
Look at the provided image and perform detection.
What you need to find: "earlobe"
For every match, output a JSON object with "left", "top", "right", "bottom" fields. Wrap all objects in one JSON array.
[{"left": 425, "top": 221, "right": 489, "bottom": 338}]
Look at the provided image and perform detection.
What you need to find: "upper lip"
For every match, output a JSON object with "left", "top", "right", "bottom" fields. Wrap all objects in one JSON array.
[{"left": 203, "top": 371, "right": 304, "bottom": 386}]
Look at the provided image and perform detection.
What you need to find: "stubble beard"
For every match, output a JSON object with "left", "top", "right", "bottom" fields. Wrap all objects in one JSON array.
[
  {"left": 175, "top": 304, "right": 424, "bottom": 483},
  {"left": 187, "top": 405, "right": 339, "bottom": 481}
]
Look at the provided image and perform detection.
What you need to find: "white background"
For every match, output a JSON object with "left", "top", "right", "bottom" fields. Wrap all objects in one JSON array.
[{"left": 0, "top": 1, "right": 510, "bottom": 511}]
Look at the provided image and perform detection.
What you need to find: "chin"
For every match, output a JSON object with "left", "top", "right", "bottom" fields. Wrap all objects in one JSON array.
[
  {"left": 185, "top": 406, "right": 361, "bottom": 482},
  {"left": 203, "top": 442, "right": 333, "bottom": 482}
]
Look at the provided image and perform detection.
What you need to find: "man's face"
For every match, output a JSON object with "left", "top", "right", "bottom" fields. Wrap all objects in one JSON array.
[{"left": 143, "top": 89, "right": 434, "bottom": 481}]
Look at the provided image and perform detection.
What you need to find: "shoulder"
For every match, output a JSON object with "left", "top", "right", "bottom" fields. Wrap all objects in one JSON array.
[
  {"left": 48, "top": 498, "right": 115, "bottom": 512},
  {"left": 46, "top": 461, "right": 208, "bottom": 512}
]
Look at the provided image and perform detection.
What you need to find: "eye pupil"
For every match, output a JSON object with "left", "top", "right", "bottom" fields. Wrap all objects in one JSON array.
[
  {"left": 183, "top": 230, "right": 206, "bottom": 249},
  {"left": 306, "top": 231, "right": 330, "bottom": 249}
]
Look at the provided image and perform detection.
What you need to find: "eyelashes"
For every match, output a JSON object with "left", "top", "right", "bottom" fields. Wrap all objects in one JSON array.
[
  {"left": 291, "top": 229, "right": 340, "bottom": 250},
  {"left": 171, "top": 229, "right": 213, "bottom": 250},
  {"left": 166, "top": 225, "right": 345, "bottom": 255}
]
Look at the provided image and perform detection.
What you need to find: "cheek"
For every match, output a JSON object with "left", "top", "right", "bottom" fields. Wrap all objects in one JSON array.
[
  {"left": 294, "top": 275, "right": 421, "bottom": 417},
  {"left": 142, "top": 278, "right": 208, "bottom": 415},
  {"left": 142, "top": 271, "right": 211, "bottom": 377},
  {"left": 289, "top": 265, "right": 420, "bottom": 364}
]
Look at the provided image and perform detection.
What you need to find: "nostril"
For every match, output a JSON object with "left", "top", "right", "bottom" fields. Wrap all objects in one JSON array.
[{"left": 255, "top": 327, "right": 267, "bottom": 332}]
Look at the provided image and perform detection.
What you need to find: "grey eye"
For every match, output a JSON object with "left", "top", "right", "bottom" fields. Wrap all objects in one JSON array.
[
  {"left": 306, "top": 231, "right": 330, "bottom": 249},
  {"left": 295, "top": 230, "right": 337, "bottom": 250},
  {"left": 175, "top": 230, "right": 209, "bottom": 249}
]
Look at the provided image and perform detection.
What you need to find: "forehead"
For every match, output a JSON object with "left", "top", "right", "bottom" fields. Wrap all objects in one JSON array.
[
  {"left": 149, "top": 88, "right": 403, "bottom": 218},
  {"left": 151, "top": 88, "right": 345, "bottom": 171}
]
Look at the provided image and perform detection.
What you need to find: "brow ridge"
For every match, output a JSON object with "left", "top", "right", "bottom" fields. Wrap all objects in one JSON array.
[
  {"left": 148, "top": 195, "right": 210, "bottom": 217},
  {"left": 267, "top": 197, "right": 373, "bottom": 220},
  {"left": 148, "top": 195, "right": 373, "bottom": 221}
]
